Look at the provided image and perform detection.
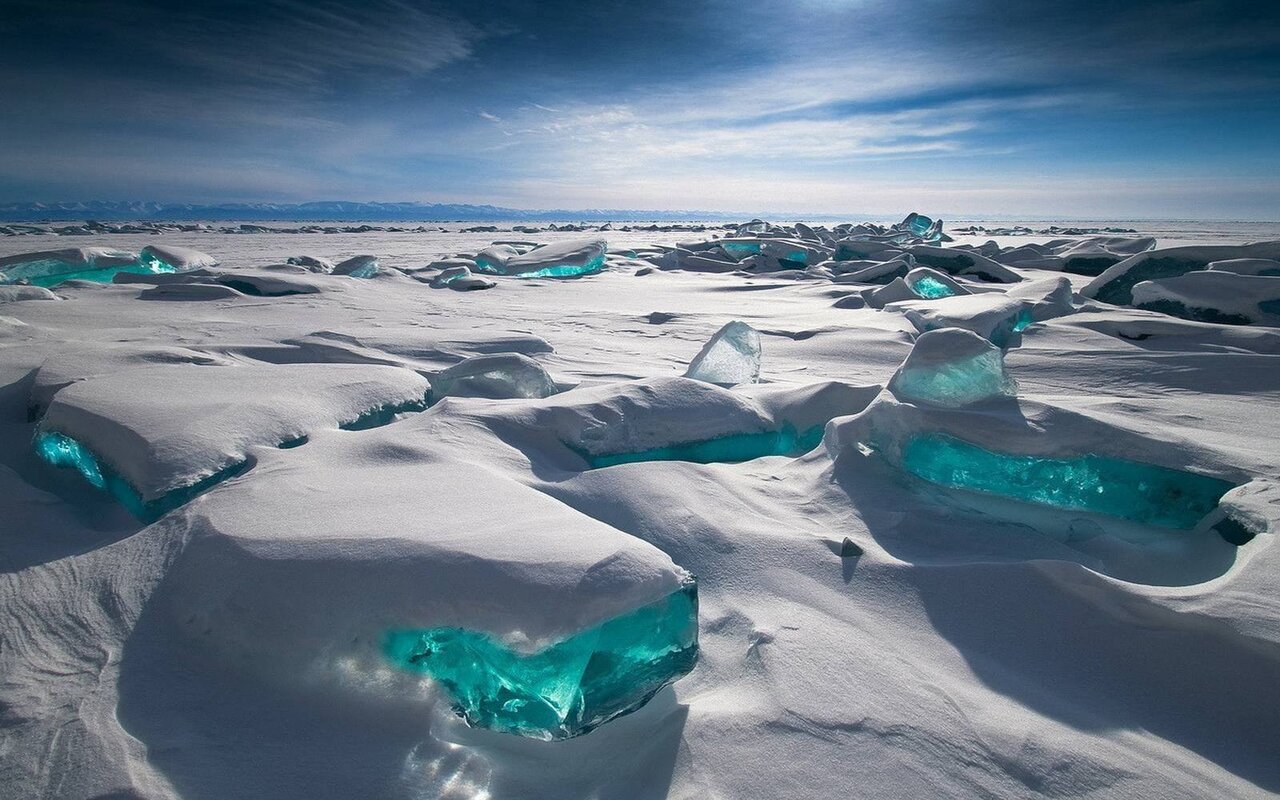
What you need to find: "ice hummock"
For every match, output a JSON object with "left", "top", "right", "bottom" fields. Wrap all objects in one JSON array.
[
  {"left": 37, "top": 363, "right": 431, "bottom": 515},
  {"left": 1131, "top": 271, "right": 1280, "bottom": 326},
  {"left": 901, "top": 433, "right": 1236, "bottom": 530},
  {"left": 385, "top": 577, "right": 698, "bottom": 740},
  {"left": 332, "top": 255, "right": 380, "bottom": 278},
  {"left": 684, "top": 321, "right": 761, "bottom": 385},
  {"left": 889, "top": 328, "right": 1017, "bottom": 408},
  {"left": 477, "top": 238, "right": 607, "bottom": 278},
  {"left": 429, "top": 353, "right": 558, "bottom": 400}
]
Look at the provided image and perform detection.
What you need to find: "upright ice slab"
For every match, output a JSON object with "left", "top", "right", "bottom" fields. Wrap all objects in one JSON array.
[
  {"left": 684, "top": 321, "right": 761, "bottom": 385},
  {"left": 332, "top": 255, "right": 380, "bottom": 278},
  {"left": 385, "top": 577, "right": 698, "bottom": 740},
  {"left": 902, "top": 433, "right": 1236, "bottom": 530},
  {"left": 889, "top": 328, "right": 1016, "bottom": 408}
]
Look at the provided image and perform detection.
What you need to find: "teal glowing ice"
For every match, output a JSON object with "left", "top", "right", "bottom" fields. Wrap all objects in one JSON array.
[
  {"left": 35, "top": 430, "right": 106, "bottom": 489},
  {"left": 891, "top": 351, "right": 1015, "bottom": 408},
  {"left": 26, "top": 260, "right": 178, "bottom": 288},
  {"left": 910, "top": 275, "right": 956, "bottom": 299},
  {"left": 338, "top": 393, "right": 433, "bottom": 431},
  {"left": 345, "top": 263, "right": 379, "bottom": 279},
  {"left": 721, "top": 241, "right": 762, "bottom": 260},
  {"left": 35, "top": 430, "right": 248, "bottom": 522},
  {"left": 1011, "top": 308, "right": 1034, "bottom": 332},
  {"left": 384, "top": 578, "right": 698, "bottom": 740},
  {"left": 581, "top": 424, "right": 824, "bottom": 468},
  {"left": 908, "top": 214, "right": 935, "bottom": 237},
  {"left": 901, "top": 433, "right": 1236, "bottom": 529},
  {"left": 512, "top": 255, "right": 606, "bottom": 279}
]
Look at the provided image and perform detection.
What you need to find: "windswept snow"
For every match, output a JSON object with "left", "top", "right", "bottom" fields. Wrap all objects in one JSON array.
[{"left": 0, "top": 218, "right": 1278, "bottom": 800}]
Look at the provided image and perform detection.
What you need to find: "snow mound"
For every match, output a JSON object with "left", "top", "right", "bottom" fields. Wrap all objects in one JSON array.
[
  {"left": 140, "top": 244, "right": 218, "bottom": 271},
  {"left": 38, "top": 363, "right": 431, "bottom": 505},
  {"left": 1132, "top": 271, "right": 1280, "bottom": 325},
  {"left": 1083, "top": 241, "right": 1280, "bottom": 305}
]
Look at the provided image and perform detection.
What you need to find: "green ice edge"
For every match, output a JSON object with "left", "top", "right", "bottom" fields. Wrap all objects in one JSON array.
[
  {"left": 384, "top": 578, "right": 699, "bottom": 740},
  {"left": 34, "top": 430, "right": 247, "bottom": 523},
  {"left": 577, "top": 423, "right": 825, "bottom": 468},
  {"left": 901, "top": 432, "right": 1236, "bottom": 530}
]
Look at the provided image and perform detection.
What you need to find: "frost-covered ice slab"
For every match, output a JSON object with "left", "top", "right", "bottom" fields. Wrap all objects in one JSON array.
[
  {"left": 429, "top": 353, "right": 557, "bottom": 400},
  {"left": 831, "top": 390, "right": 1248, "bottom": 541},
  {"left": 139, "top": 244, "right": 219, "bottom": 271},
  {"left": 0, "top": 247, "right": 146, "bottom": 287},
  {"left": 332, "top": 254, "right": 380, "bottom": 278},
  {"left": 214, "top": 269, "right": 327, "bottom": 296},
  {"left": 907, "top": 245, "right": 1021, "bottom": 283},
  {"left": 904, "top": 267, "right": 968, "bottom": 299},
  {"left": 684, "top": 320, "right": 762, "bottom": 385},
  {"left": 1131, "top": 271, "right": 1280, "bottom": 326},
  {"left": 159, "top": 432, "right": 695, "bottom": 738},
  {"left": 478, "top": 238, "right": 607, "bottom": 278},
  {"left": 0, "top": 285, "right": 60, "bottom": 303},
  {"left": 1083, "top": 242, "right": 1280, "bottom": 306},
  {"left": 890, "top": 294, "right": 1033, "bottom": 346},
  {"left": 901, "top": 433, "right": 1236, "bottom": 530},
  {"left": 37, "top": 363, "right": 430, "bottom": 515},
  {"left": 580, "top": 424, "right": 824, "bottom": 468},
  {"left": 427, "top": 264, "right": 494, "bottom": 290},
  {"left": 889, "top": 328, "right": 1016, "bottom": 408},
  {"left": 385, "top": 577, "right": 697, "bottom": 739}
]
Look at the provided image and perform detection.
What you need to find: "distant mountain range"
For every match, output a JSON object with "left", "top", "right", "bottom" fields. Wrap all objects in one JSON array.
[{"left": 0, "top": 201, "right": 756, "bottom": 223}]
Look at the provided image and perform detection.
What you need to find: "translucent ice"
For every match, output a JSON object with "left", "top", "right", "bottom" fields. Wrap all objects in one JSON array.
[
  {"left": 333, "top": 255, "right": 380, "bottom": 278},
  {"left": 889, "top": 328, "right": 1017, "bottom": 408},
  {"left": 904, "top": 268, "right": 967, "bottom": 300},
  {"left": 901, "top": 433, "right": 1235, "bottom": 529},
  {"left": 684, "top": 321, "right": 761, "bottom": 385},
  {"left": 0, "top": 247, "right": 165, "bottom": 287},
  {"left": 384, "top": 578, "right": 698, "bottom": 740},
  {"left": 34, "top": 430, "right": 248, "bottom": 522},
  {"left": 582, "top": 424, "right": 824, "bottom": 468},
  {"left": 495, "top": 239, "right": 607, "bottom": 278},
  {"left": 429, "top": 353, "right": 557, "bottom": 400},
  {"left": 911, "top": 275, "right": 955, "bottom": 298}
]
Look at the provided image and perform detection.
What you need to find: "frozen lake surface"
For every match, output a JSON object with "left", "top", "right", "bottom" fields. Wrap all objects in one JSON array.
[{"left": 1, "top": 217, "right": 1278, "bottom": 799}]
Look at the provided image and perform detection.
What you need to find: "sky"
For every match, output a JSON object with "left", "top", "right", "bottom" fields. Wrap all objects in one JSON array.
[{"left": 2, "top": 0, "right": 1279, "bottom": 218}]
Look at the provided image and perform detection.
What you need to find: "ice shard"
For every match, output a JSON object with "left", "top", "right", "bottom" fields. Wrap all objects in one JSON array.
[
  {"left": 684, "top": 320, "right": 761, "bottom": 385},
  {"left": 384, "top": 578, "right": 698, "bottom": 740},
  {"left": 904, "top": 267, "right": 968, "bottom": 300},
  {"left": 429, "top": 353, "right": 557, "bottom": 400},
  {"left": 889, "top": 328, "right": 1017, "bottom": 408},
  {"left": 332, "top": 255, "right": 380, "bottom": 278},
  {"left": 901, "top": 433, "right": 1236, "bottom": 529}
]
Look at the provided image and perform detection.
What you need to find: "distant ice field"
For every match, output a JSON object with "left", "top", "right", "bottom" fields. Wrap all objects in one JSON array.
[{"left": 3, "top": 219, "right": 1278, "bottom": 268}]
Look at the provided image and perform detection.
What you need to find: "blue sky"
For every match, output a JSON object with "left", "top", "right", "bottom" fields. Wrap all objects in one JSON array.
[{"left": 2, "top": 0, "right": 1278, "bottom": 217}]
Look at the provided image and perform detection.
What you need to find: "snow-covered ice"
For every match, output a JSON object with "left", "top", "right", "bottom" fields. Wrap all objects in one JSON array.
[{"left": 1, "top": 218, "right": 1278, "bottom": 800}]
